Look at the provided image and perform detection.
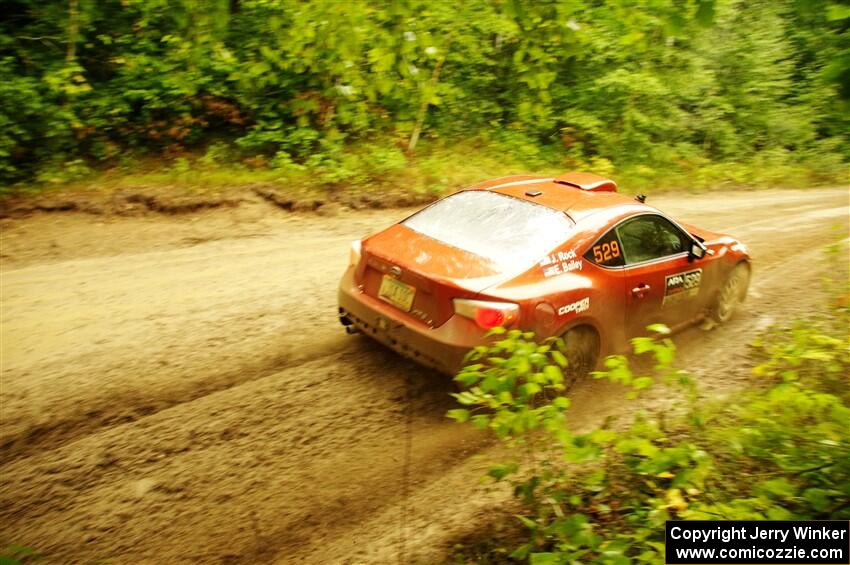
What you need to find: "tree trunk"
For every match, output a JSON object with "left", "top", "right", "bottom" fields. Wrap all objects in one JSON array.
[
  {"left": 66, "top": 0, "right": 79, "bottom": 63},
  {"left": 407, "top": 54, "right": 447, "bottom": 153}
]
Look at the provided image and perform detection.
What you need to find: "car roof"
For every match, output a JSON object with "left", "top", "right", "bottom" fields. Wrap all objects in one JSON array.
[{"left": 470, "top": 174, "right": 655, "bottom": 224}]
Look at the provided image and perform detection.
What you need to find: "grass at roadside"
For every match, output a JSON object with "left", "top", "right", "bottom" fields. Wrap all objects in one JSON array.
[{"left": 2, "top": 137, "right": 847, "bottom": 212}]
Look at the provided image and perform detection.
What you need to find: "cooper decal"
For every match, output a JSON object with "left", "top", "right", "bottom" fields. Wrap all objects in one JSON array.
[
  {"left": 663, "top": 268, "right": 702, "bottom": 306},
  {"left": 558, "top": 297, "right": 590, "bottom": 316}
]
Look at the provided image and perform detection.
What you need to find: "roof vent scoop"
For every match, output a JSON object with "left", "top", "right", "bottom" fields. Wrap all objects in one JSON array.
[{"left": 553, "top": 171, "right": 617, "bottom": 193}]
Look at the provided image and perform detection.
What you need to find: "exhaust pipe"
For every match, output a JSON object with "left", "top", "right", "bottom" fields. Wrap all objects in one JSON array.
[
  {"left": 339, "top": 312, "right": 361, "bottom": 334},
  {"left": 339, "top": 310, "right": 353, "bottom": 326}
]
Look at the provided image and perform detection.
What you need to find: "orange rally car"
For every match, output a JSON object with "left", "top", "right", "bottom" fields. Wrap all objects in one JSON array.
[{"left": 338, "top": 172, "right": 751, "bottom": 377}]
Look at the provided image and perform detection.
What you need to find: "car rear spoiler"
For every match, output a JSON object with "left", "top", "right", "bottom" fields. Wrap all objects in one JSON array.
[{"left": 553, "top": 171, "right": 617, "bottom": 192}]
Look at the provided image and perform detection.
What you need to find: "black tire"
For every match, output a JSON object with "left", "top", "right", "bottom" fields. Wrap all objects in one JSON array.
[
  {"left": 559, "top": 326, "right": 601, "bottom": 389},
  {"left": 711, "top": 262, "right": 750, "bottom": 323}
]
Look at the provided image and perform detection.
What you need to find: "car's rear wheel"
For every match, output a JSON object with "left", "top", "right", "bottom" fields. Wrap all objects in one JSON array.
[
  {"left": 560, "top": 325, "right": 600, "bottom": 389},
  {"left": 711, "top": 262, "right": 750, "bottom": 323}
]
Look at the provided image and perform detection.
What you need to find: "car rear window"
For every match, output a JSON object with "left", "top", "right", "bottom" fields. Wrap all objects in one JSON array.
[{"left": 402, "top": 190, "right": 574, "bottom": 268}]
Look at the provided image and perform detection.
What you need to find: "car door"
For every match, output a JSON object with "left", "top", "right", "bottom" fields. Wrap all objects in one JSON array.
[{"left": 616, "top": 214, "right": 703, "bottom": 338}]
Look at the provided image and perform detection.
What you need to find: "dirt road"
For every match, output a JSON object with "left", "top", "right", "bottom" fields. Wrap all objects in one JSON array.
[{"left": 1, "top": 187, "right": 848, "bottom": 564}]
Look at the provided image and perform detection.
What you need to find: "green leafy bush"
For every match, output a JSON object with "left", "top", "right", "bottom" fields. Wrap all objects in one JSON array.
[
  {"left": 448, "top": 317, "right": 850, "bottom": 563},
  {"left": 0, "top": 543, "right": 39, "bottom": 565}
]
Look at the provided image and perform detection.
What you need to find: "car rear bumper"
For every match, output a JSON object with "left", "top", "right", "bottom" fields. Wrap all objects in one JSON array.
[{"left": 337, "top": 266, "right": 485, "bottom": 375}]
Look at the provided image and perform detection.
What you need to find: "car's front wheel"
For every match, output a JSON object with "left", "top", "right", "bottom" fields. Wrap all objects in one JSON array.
[
  {"left": 711, "top": 262, "right": 750, "bottom": 323},
  {"left": 559, "top": 325, "right": 600, "bottom": 389}
]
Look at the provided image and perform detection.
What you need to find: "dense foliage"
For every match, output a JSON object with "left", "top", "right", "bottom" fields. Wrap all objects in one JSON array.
[
  {"left": 448, "top": 311, "right": 850, "bottom": 563},
  {"left": 2, "top": 0, "right": 849, "bottom": 187}
]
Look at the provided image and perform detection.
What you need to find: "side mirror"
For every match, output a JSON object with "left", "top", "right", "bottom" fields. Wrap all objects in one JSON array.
[{"left": 689, "top": 240, "right": 708, "bottom": 261}]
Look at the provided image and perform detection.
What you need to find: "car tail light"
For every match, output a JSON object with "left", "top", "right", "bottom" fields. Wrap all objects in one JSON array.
[
  {"left": 349, "top": 239, "right": 362, "bottom": 267},
  {"left": 453, "top": 299, "right": 519, "bottom": 329}
]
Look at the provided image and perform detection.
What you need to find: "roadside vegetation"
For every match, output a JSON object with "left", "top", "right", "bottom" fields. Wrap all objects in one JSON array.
[
  {"left": 2, "top": 0, "right": 849, "bottom": 199},
  {"left": 0, "top": 544, "right": 38, "bottom": 565},
  {"left": 446, "top": 245, "right": 850, "bottom": 563}
]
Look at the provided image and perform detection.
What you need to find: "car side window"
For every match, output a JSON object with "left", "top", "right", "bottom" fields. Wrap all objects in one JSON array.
[
  {"left": 615, "top": 215, "right": 688, "bottom": 265},
  {"left": 584, "top": 229, "right": 625, "bottom": 267}
]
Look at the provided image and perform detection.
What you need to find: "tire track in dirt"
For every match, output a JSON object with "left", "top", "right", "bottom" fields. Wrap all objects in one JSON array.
[
  {"left": 0, "top": 216, "right": 406, "bottom": 461},
  {"left": 0, "top": 187, "right": 847, "bottom": 564},
  {"left": 0, "top": 338, "right": 489, "bottom": 564},
  {"left": 0, "top": 333, "right": 357, "bottom": 462}
]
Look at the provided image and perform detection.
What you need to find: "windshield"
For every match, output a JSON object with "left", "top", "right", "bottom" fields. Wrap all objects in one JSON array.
[{"left": 402, "top": 190, "right": 574, "bottom": 268}]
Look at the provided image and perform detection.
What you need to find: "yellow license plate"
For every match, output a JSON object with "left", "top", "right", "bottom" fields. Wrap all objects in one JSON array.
[{"left": 378, "top": 275, "right": 416, "bottom": 312}]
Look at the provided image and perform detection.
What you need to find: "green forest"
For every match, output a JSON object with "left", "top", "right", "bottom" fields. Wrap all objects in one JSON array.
[{"left": 2, "top": 0, "right": 849, "bottom": 194}]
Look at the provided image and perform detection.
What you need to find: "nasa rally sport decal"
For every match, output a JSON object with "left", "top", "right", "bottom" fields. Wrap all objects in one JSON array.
[{"left": 663, "top": 268, "right": 702, "bottom": 306}]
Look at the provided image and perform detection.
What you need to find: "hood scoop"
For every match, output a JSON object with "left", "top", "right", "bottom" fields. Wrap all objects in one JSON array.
[{"left": 553, "top": 171, "right": 617, "bottom": 192}]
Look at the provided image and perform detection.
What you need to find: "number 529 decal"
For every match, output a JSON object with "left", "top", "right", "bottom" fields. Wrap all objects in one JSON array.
[{"left": 592, "top": 241, "right": 621, "bottom": 263}]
